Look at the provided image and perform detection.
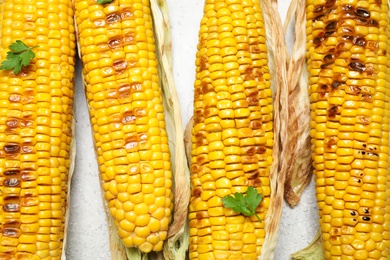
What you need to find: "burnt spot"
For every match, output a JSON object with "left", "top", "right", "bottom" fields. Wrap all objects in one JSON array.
[
  {"left": 4, "top": 144, "right": 20, "bottom": 154},
  {"left": 342, "top": 5, "right": 353, "bottom": 11},
  {"left": 314, "top": 5, "right": 324, "bottom": 13},
  {"left": 322, "top": 53, "right": 335, "bottom": 63},
  {"left": 348, "top": 62, "right": 365, "bottom": 72},
  {"left": 357, "top": 116, "right": 370, "bottom": 125},
  {"left": 249, "top": 120, "right": 262, "bottom": 129},
  {"left": 106, "top": 13, "right": 121, "bottom": 24},
  {"left": 350, "top": 211, "right": 356, "bottom": 216},
  {"left": 326, "top": 137, "right": 337, "bottom": 149},
  {"left": 3, "top": 178, "right": 21, "bottom": 187},
  {"left": 201, "top": 82, "right": 213, "bottom": 94},
  {"left": 113, "top": 60, "right": 128, "bottom": 73},
  {"left": 361, "top": 94, "right": 372, "bottom": 102},
  {"left": 4, "top": 169, "right": 20, "bottom": 176},
  {"left": 355, "top": 8, "right": 370, "bottom": 18},
  {"left": 121, "top": 7, "right": 133, "bottom": 20},
  {"left": 353, "top": 37, "right": 366, "bottom": 47},
  {"left": 3, "top": 227, "right": 20, "bottom": 238},
  {"left": 249, "top": 178, "right": 261, "bottom": 187},
  {"left": 131, "top": 83, "right": 143, "bottom": 92},
  {"left": 362, "top": 216, "right": 371, "bottom": 221},
  {"left": 324, "top": 31, "right": 335, "bottom": 37},
  {"left": 118, "top": 84, "right": 131, "bottom": 99},
  {"left": 21, "top": 119, "right": 33, "bottom": 127},
  {"left": 313, "top": 36, "right": 325, "bottom": 47},
  {"left": 321, "top": 63, "right": 333, "bottom": 69},
  {"left": 192, "top": 187, "right": 202, "bottom": 197},
  {"left": 348, "top": 86, "right": 361, "bottom": 94},
  {"left": 123, "top": 32, "right": 135, "bottom": 46},
  {"left": 5, "top": 119, "right": 19, "bottom": 128},
  {"left": 249, "top": 45, "right": 262, "bottom": 54},
  {"left": 190, "top": 164, "right": 201, "bottom": 174},
  {"left": 9, "top": 95, "right": 21, "bottom": 102},
  {"left": 324, "top": 0, "right": 336, "bottom": 8},
  {"left": 20, "top": 169, "right": 36, "bottom": 181},
  {"left": 341, "top": 35, "right": 354, "bottom": 42},
  {"left": 122, "top": 111, "right": 136, "bottom": 124},
  {"left": 327, "top": 106, "right": 339, "bottom": 118},
  {"left": 196, "top": 155, "right": 207, "bottom": 165},
  {"left": 108, "top": 38, "right": 122, "bottom": 49},
  {"left": 313, "top": 14, "right": 325, "bottom": 22},
  {"left": 330, "top": 236, "right": 338, "bottom": 242},
  {"left": 375, "top": 0, "right": 382, "bottom": 5},
  {"left": 325, "top": 21, "right": 336, "bottom": 31},
  {"left": 363, "top": 208, "right": 370, "bottom": 214},
  {"left": 332, "top": 81, "right": 341, "bottom": 88},
  {"left": 21, "top": 146, "right": 33, "bottom": 153},
  {"left": 369, "top": 19, "right": 379, "bottom": 27},
  {"left": 196, "top": 211, "right": 207, "bottom": 220},
  {"left": 199, "top": 56, "right": 208, "bottom": 71},
  {"left": 3, "top": 203, "right": 20, "bottom": 212}
]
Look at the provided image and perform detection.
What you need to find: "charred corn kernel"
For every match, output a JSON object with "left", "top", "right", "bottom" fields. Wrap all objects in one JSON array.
[
  {"left": 0, "top": 0, "right": 75, "bottom": 257},
  {"left": 306, "top": 0, "right": 390, "bottom": 259},
  {"left": 190, "top": 0, "right": 273, "bottom": 259},
  {"left": 74, "top": 0, "right": 173, "bottom": 253}
]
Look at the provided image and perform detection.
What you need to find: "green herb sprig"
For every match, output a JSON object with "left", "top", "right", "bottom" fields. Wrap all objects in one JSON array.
[
  {"left": 0, "top": 40, "right": 38, "bottom": 74},
  {"left": 222, "top": 186, "right": 263, "bottom": 222},
  {"left": 97, "top": 0, "right": 112, "bottom": 4}
]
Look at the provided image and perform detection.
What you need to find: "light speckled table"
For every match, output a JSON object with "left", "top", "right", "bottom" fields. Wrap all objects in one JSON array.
[{"left": 66, "top": 1, "right": 320, "bottom": 259}]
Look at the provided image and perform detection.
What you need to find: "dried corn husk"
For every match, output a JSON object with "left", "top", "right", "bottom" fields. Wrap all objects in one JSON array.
[
  {"left": 282, "top": 0, "right": 313, "bottom": 208},
  {"left": 76, "top": 0, "right": 190, "bottom": 259},
  {"left": 259, "top": 0, "right": 289, "bottom": 258},
  {"left": 61, "top": 119, "right": 76, "bottom": 260}
]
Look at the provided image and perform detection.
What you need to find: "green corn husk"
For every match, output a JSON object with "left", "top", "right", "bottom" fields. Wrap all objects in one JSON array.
[{"left": 291, "top": 230, "right": 324, "bottom": 260}]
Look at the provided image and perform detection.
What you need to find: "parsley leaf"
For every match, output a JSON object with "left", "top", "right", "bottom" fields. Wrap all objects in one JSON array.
[
  {"left": 97, "top": 0, "right": 112, "bottom": 4},
  {"left": 0, "top": 40, "right": 38, "bottom": 74},
  {"left": 222, "top": 186, "right": 263, "bottom": 222}
]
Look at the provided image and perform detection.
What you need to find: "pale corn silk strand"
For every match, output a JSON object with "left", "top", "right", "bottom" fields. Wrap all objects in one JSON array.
[
  {"left": 74, "top": 0, "right": 174, "bottom": 254},
  {"left": 0, "top": 0, "right": 76, "bottom": 258},
  {"left": 189, "top": 0, "right": 274, "bottom": 259},
  {"left": 306, "top": 0, "right": 390, "bottom": 258}
]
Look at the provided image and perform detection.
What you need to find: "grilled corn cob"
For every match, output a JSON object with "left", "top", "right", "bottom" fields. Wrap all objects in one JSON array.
[
  {"left": 306, "top": 0, "right": 390, "bottom": 258},
  {"left": 189, "top": 0, "right": 273, "bottom": 259},
  {"left": 74, "top": 0, "right": 173, "bottom": 253},
  {"left": 0, "top": 0, "right": 76, "bottom": 258}
]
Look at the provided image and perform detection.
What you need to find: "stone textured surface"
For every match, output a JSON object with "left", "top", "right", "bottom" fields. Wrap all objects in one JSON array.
[{"left": 66, "top": 1, "right": 320, "bottom": 259}]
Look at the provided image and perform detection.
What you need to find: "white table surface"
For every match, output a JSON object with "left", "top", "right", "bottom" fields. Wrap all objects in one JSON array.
[{"left": 66, "top": 0, "right": 320, "bottom": 259}]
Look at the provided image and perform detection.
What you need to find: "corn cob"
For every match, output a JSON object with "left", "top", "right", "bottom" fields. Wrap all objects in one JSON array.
[
  {"left": 189, "top": 0, "right": 273, "bottom": 259},
  {"left": 306, "top": 0, "right": 390, "bottom": 259},
  {"left": 0, "top": 0, "right": 76, "bottom": 258},
  {"left": 74, "top": 0, "right": 173, "bottom": 253}
]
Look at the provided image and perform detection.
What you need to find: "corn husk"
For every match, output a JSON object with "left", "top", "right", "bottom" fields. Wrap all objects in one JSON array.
[
  {"left": 61, "top": 118, "right": 76, "bottom": 260},
  {"left": 282, "top": 0, "right": 313, "bottom": 208},
  {"left": 150, "top": 1, "right": 191, "bottom": 260},
  {"left": 258, "top": 0, "right": 289, "bottom": 258},
  {"left": 291, "top": 229, "right": 324, "bottom": 260}
]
